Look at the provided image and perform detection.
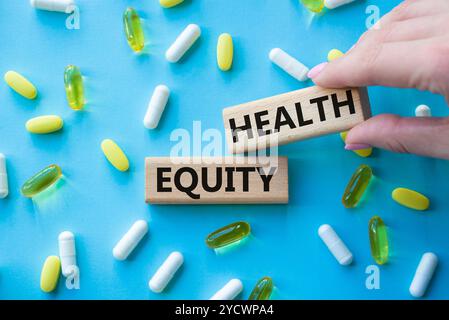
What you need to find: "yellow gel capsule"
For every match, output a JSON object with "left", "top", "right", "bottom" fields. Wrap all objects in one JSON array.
[
  {"left": 26, "top": 115, "right": 63, "bottom": 134},
  {"left": 340, "top": 131, "right": 372, "bottom": 157},
  {"left": 392, "top": 188, "right": 429, "bottom": 211},
  {"left": 40, "top": 256, "right": 61, "bottom": 293},
  {"left": 328, "top": 49, "right": 344, "bottom": 62},
  {"left": 123, "top": 7, "right": 145, "bottom": 53},
  {"left": 4, "top": 71, "right": 37, "bottom": 99},
  {"left": 217, "top": 33, "right": 233, "bottom": 71},
  {"left": 101, "top": 139, "right": 129, "bottom": 172},
  {"left": 64, "top": 65, "right": 85, "bottom": 110},
  {"left": 160, "top": 0, "right": 184, "bottom": 8},
  {"left": 301, "top": 0, "right": 325, "bottom": 13}
]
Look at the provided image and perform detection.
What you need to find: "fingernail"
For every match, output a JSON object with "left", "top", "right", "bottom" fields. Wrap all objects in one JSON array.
[
  {"left": 345, "top": 143, "right": 371, "bottom": 150},
  {"left": 307, "top": 62, "right": 327, "bottom": 79}
]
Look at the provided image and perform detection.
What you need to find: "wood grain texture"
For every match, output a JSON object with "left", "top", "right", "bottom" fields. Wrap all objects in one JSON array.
[
  {"left": 223, "top": 86, "right": 371, "bottom": 153},
  {"left": 145, "top": 157, "right": 288, "bottom": 204}
]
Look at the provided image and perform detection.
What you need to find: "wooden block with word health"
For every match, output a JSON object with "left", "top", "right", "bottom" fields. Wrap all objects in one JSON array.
[
  {"left": 145, "top": 157, "right": 288, "bottom": 204},
  {"left": 223, "top": 86, "right": 371, "bottom": 153}
]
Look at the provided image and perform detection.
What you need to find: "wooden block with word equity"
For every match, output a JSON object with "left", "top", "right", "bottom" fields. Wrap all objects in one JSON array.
[
  {"left": 223, "top": 86, "right": 371, "bottom": 153},
  {"left": 145, "top": 157, "right": 288, "bottom": 204}
]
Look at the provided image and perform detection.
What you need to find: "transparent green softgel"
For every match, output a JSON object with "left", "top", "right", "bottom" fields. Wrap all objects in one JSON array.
[
  {"left": 342, "top": 164, "right": 373, "bottom": 208},
  {"left": 249, "top": 276, "right": 273, "bottom": 300},
  {"left": 123, "top": 7, "right": 145, "bottom": 53},
  {"left": 205, "top": 221, "right": 251, "bottom": 249},
  {"left": 300, "top": 0, "right": 325, "bottom": 13},
  {"left": 64, "top": 65, "right": 85, "bottom": 110},
  {"left": 21, "top": 165, "right": 62, "bottom": 198},
  {"left": 368, "top": 216, "right": 389, "bottom": 265}
]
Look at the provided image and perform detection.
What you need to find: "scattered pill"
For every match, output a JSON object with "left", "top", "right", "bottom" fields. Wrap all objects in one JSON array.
[
  {"left": 4, "top": 71, "right": 37, "bottom": 99},
  {"left": 269, "top": 48, "right": 309, "bottom": 82},
  {"left": 30, "top": 0, "right": 75, "bottom": 13},
  {"left": 368, "top": 216, "right": 388, "bottom": 265},
  {"left": 248, "top": 276, "right": 273, "bottom": 300},
  {"left": 318, "top": 224, "right": 353, "bottom": 266},
  {"left": 59, "top": 231, "right": 77, "bottom": 277},
  {"left": 165, "top": 24, "right": 201, "bottom": 63},
  {"left": 327, "top": 49, "right": 344, "bottom": 62},
  {"left": 26, "top": 115, "right": 63, "bottom": 134},
  {"left": 410, "top": 252, "right": 438, "bottom": 298},
  {"left": 300, "top": 0, "right": 324, "bottom": 13},
  {"left": 340, "top": 131, "right": 372, "bottom": 157},
  {"left": 64, "top": 65, "right": 85, "bottom": 110},
  {"left": 143, "top": 85, "right": 170, "bottom": 129},
  {"left": 101, "top": 139, "right": 130, "bottom": 172},
  {"left": 392, "top": 187, "right": 429, "bottom": 211},
  {"left": 21, "top": 164, "right": 62, "bottom": 198},
  {"left": 0, "top": 154, "right": 9, "bottom": 199},
  {"left": 113, "top": 220, "right": 148, "bottom": 261},
  {"left": 123, "top": 7, "right": 145, "bottom": 53},
  {"left": 217, "top": 33, "right": 233, "bottom": 71},
  {"left": 415, "top": 104, "right": 431, "bottom": 117},
  {"left": 149, "top": 251, "right": 184, "bottom": 293},
  {"left": 40, "top": 255, "right": 61, "bottom": 293},
  {"left": 324, "top": 0, "right": 357, "bottom": 9},
  {"left": 210, "top": 279, "right": 243, "bottom": 300},
  {"left": 342, "top": 164, "right": 372, "bottom": 208},
  {"left": 206, "top": 221, "right": 251, "bottom": 249},
  {"left": 160, "top": 0, "right": 184, "bottom": 8}
]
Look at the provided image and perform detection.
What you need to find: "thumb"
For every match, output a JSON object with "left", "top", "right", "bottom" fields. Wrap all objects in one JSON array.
[{"left": 345, "top": 114, "right": 449, "bottom": 160}]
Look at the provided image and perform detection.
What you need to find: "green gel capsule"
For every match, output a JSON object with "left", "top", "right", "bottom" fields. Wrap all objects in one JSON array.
[
  {"left": 123, "top": 7, "right": 145, "bottom": 53},
  {"left": 21, "top": 165, "right": 62, "bottom": 198},
  {"left": 64, "top": 65, "right": 85, "bottom": 110},
  {"left": 368, "top": 216, "right": 389, "bottom": 265},
  {"left": 300, "top": 0, "right": 324, "bottom": 13},
  {"left": 205, "top": 221, "right": 250, "bottom": 249},
  {"left": 342, "top": 164, "right": 372, "bottom": 208},
  {"left": 249, "top": 276, "right": 273, "bottom": 300}
]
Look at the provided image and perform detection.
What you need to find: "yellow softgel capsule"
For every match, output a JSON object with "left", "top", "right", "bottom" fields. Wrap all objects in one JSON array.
[
  {"left": 101, "top": 139, "right": 129, "bottom": 172},
  {"left": 392, "top": 188, "right": 429, "bottom": 211},
  {"left": 40, "top": 256, "right": 61, "bottom": 293},
  {"left": 340, "top": 131, "right": 372, "bottom": 157},
  {"left": 328, "top": 48, "right": 344, "bottom": 62},
  {"left": 4, "top": 71, "right": 37, "bottom": 99},
  {"left": 217, "top": 33, "right": 233, "bottom": 71},
  {"left": 160, "top": 0, "right": 184, "bottom": 8},
  {"left": 26, "top": 115, "right": 63, "bottom": 134}
]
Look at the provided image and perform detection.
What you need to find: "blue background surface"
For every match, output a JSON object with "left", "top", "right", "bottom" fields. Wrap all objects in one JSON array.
[{"left": 0, "top": 0, "right": 448, "bottom": 300}]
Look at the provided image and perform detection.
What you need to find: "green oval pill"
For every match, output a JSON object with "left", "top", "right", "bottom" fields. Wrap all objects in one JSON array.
[
  {"left": 249, "top": 276, "right": 273, "bottom": 300},
  {"left": 368, "top": 216, "right": 389, "bottom": 265},
  {"left": 21, "top": 164, "right": 62, "bottom": 198},
  {"left": 205, "top": 221, "right": 250, "bottom": 249},
  {"left": 342, "top": 164, "right": 372, "bottom": 208},
  {"left": 64, "top": 65, "right": 85, "bottom": 110},
  {"left": 123, "top": 7, "right": 145, "bottom": 53}
]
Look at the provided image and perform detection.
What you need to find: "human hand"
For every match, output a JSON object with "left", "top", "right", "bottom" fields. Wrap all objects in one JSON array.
[{"left": 308, "top": 0, "right": 449, "bottom": 160}]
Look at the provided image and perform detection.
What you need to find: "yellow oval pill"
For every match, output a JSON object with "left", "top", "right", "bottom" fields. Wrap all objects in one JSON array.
[
  {"left": 26, "top": 115, "right": 64, "bottom": 134},
  {"left": 340, "top": 131, "right": 372, "bottom": 157},
  {"left": 392, "top": 188, "right": 430, "bottom": 211},
  {"left": 217, "top": 33, "right": 234, "bottom": 71},
  {"left": 328, "top": 49, "right": 344, "bottom": 62},
  {"left": 40, "top": 256, "right": 61, "bottom": 293},
  {"left": 4, "top": 71, "right": 38, "bottom": 99},
  {"left": 101, "top": 139, "right": 130, "bottom": 172},
  {"left": 160, "top": 0, "right": 184, "bottom": 8}
]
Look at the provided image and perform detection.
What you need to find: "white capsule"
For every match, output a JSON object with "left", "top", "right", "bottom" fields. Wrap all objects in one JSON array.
[
  {"left": 318, "top": 224, "right": 353, "bottom": 266},
  {"left": 269, "top": 48, "right": 309, "bottom": 82},
  {"left": 59, "top": 231, "right": 77, "bottom": 276},
  {"left": 149, "top": 251, "right": 184, "bottom": 293},
  {"left": 30, "top": 0, "right": 75, "bottom": 13},
  {"left": 143, "top": 85, "right": 170, "bottom": 129},
  {"left": 210, "top": 279, "right": 243, "bottom": 300},
  {"left": 415, "top": 104, "right": 432, "bottom": 117},
  {"left": 410, "top": 252, "right": 438, "bottom": 298},
  {"left": 0, "top": 153, "right": 9, "bottom": 199},
  {"left": 113, "top": 220, "right": 148, "bottom": 261},
  {"left": 165, "top": 24, "right": 201, "bottom": 63},
  {"left": 324, "top": 0, "right": 357, "bottom": 9}
]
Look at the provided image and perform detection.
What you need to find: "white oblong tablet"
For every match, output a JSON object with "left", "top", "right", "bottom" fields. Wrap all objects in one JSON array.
[
  {"left": 318, "top": 224, "right": 353, "bottom": 266},
  {"left": 165, "top": 24, "right": 201, "bottom": 63},
  {"left": 410, "top": 252, "right": 438, "bottom": 298},
  {"left": 415, "top": 105, "right": 431, "bottom": 117},
  {"left": 59, "top": 231, "right": 77, "bottom": 277},
  {"left": 210, "top": 279, "right": 243, "bottom": 300},
  {"left": 0, "top": 153, "right": 9, "bottom": 199},
  {"left": 269, "top": 48, "right": 309, "bottom": 82},
  {"left": 143, "top": 85, "right": 170, "bottom": 129},
  {"left": 149, "top": 251, "right": 184, "bottom": 293},
  {"left": 113, "top": 220, "right": 148, "bottom": 260},
  {"left": 324, "top": 0, "right": 357, "bottom": 9},
  {"left": 30, "top": 0, "right": 75, "bottom": 13}
]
